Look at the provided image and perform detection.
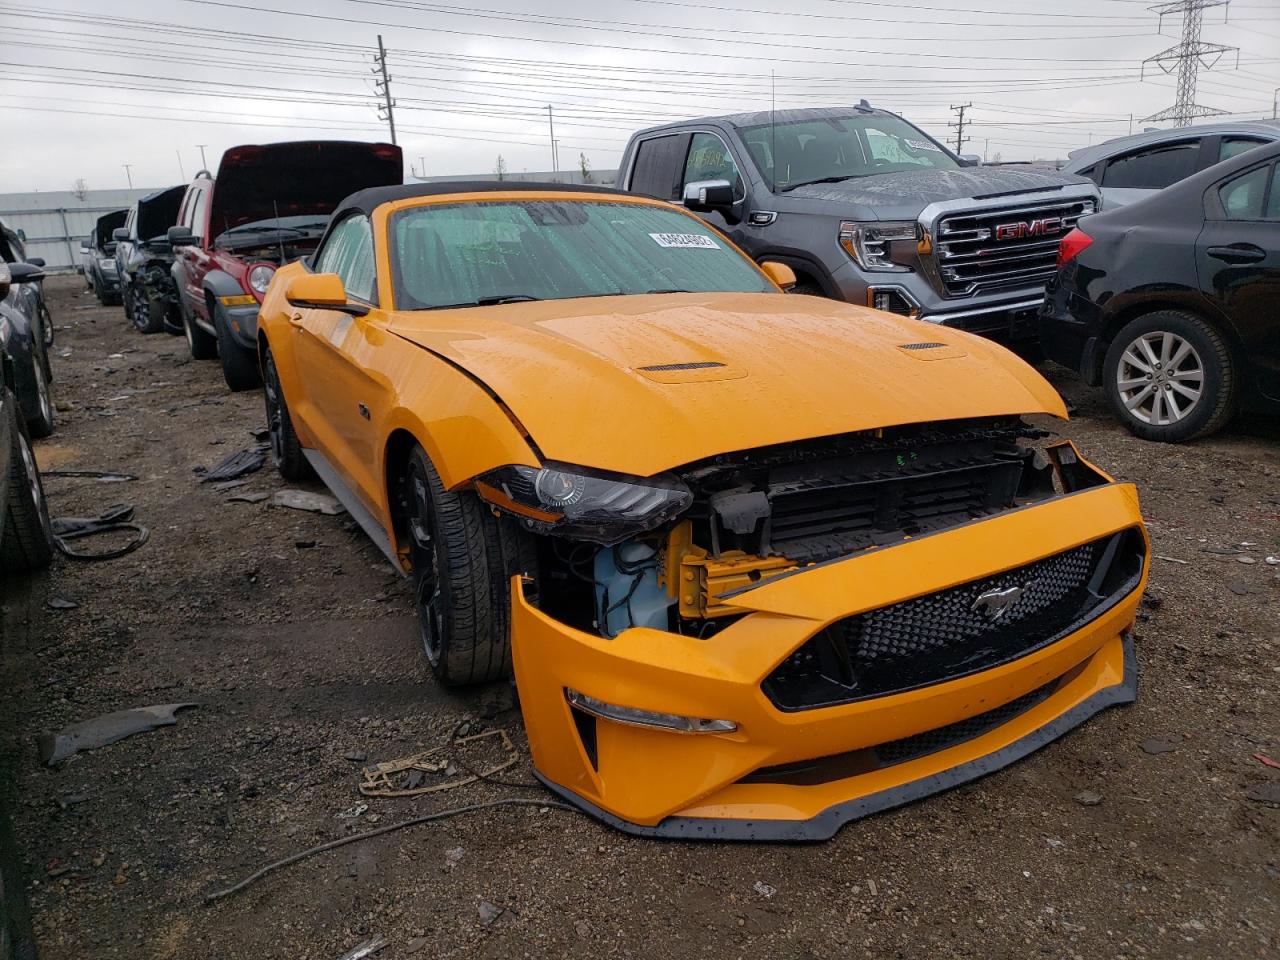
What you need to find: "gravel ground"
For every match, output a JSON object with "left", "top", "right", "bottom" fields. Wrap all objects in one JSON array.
[{"left": 1, "top": 274, "right": 1277, "bottom": 960}]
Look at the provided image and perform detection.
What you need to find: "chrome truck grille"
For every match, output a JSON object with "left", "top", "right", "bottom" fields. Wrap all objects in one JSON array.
[{"left": 934, "top": 198, "right": 1095, "bottom": 298}]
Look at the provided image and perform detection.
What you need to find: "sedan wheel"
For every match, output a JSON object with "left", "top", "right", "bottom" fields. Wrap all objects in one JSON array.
[
  {"left": 1104, "top": 310, "right": 1236, "bottom": 443},
  {"left": 1115, "top": 331, "right": 1203, "bottom": 426}
]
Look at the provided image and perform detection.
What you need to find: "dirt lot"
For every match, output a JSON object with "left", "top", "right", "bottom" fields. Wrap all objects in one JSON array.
[{"left": 1, "top": 274, "right": 1277, "bottom": 960}]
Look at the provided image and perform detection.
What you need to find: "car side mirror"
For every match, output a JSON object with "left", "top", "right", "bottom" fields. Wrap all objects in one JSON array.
[
  {"left": 167, "top": 225, "right": 197, "bottom": 247},
  {"left": 285, "top": 272, "right": 369, "bottom": 317},
  {"left": 0, "top": 261, "right": 10, "bottom": 300},
  {"left": 959, "top": 154, "right": 982, "bottom": 167},
  {"left": 759, "top": 260, "right": 796, "bottom": 290},
  {"left": 112, "top": 227, "right": 130, "bottom": 242},
  {"left": 28, "top": 257, "right": 45, "bottom": 268},
  {"left": 683, "top": 179, "right": 736, "bottom": 212},
  {"left": 8, "top": 262, "right": 45, "bottom": 284}
]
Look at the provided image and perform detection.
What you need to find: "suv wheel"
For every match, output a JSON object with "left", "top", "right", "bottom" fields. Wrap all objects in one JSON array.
[
  {"left": 185, "top": 302, "right": 218, "bottom": 361},
  {"left": 131, "top": 281, "right": 163, "bottom": 334},
  {"left": 214, "top": 306, "right": 262, "bottom": 391},
  {"left": 1103, "top": 310, "right": 1236, "bottom": 442},
  {"left": 1, "top": 394, "right": 54, "bottom": 574}
]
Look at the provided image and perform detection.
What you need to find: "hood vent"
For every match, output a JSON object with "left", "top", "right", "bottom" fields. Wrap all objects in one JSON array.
[
  {"left": 638, "top": 361, "right": 726, "bottom": 372},
  {"left": 898, "top": 342, "right": 948, "bottom": 351}
]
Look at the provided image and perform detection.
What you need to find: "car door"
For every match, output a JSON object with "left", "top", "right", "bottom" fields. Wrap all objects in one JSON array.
[
  {"left": 678, "top": 131, "right": 751, "bottom": 243},
  {"left": 289, "top": 213, "right": 388, "bottom": 508},
  {"left": 175, "top": 184, "right": 212, "bottom": 320},
  {"left": 1196, "top": 160, "right": 1280, "bottom": 402},
  {"left": 1098, "top": 139, "right": 1201, "bottom": 208}
]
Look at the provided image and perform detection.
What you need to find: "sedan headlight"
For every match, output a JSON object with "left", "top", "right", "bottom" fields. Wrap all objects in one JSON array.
[
  {"left": 839, "top": 220, "right": 916, "bottom": 272},
  {"left": 98, "top": 258, "right": 117, "bottom": 271},
  {"left": 247, "top": 263, "right": 276, "bottom": 296},
  {"left": 475, "top": 463, "right": 692, "bottom": 544}
]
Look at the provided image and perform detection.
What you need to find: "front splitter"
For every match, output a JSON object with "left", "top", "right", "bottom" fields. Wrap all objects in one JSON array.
[{"left": 537, "top": 635, "right": 1138, "bottom": 842}]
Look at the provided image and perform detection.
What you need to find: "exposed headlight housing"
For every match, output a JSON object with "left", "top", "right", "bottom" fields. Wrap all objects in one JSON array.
[
  {"left": 566, "top": 689, "right": 737, "bottom": 734},
  {"left": 247, "top": 263, "right": 276, "bottom": 297},
  {"left": 839, "top": 220, "right": 916, "bottom": 272},
  {"left": 475, "top": 462, "right": 692, "bottom": 544},
  {"left": 98, "top": 258, "right": 117, "bottom": 271}
]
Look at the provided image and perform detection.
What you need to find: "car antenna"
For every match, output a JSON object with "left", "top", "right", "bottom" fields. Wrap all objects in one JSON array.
[
  {"left": 770, "top": 69, "right": 777, "bottom": 189},
  {"left": 273, "top": 199, "right": 285, "bottom": 265}
]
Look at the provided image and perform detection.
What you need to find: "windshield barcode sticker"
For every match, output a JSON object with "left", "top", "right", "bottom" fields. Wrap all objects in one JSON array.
[
  {"left": 649, "top": 232, "right": 720, "bottom": 249},
  {"left": 905, "top": 138, "right": 943, "bottom": 153}
]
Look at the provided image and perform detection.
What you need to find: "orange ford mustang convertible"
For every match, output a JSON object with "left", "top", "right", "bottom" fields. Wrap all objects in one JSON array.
[{"left": 257, "top": 182, "right": 1148, "bottom": 840}]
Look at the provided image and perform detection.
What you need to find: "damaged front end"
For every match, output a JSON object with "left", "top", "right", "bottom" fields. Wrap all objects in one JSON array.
[{"left": 482, "top": 416, "right": 1148, "bottom": 839}]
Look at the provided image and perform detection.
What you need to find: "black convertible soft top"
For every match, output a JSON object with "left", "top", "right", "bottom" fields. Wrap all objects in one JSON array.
[{"left": 337, "top": 180, "right": 630, "bottom": 219}]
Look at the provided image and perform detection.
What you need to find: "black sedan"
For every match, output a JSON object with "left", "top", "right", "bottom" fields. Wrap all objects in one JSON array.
[
  {"left": 0, "top": 229, "right": 54, "bottom": 439},
  {"left": 1040, "top": 140, "right": 1279, "bottom": 442}
]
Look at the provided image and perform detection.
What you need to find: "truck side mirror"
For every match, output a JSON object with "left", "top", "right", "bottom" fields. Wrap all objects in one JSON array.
[
  {"left": 959, "top": 154, "right": 983, "bottom": 167},
  {"left": 112, "top": 227, "right": 130, "bottom": 241},
  {"left": 167, "top": 225, "right": 197, "bottom": 247},
  {"left": 683, "top": 179, "right": 736, "bottom": 213}
]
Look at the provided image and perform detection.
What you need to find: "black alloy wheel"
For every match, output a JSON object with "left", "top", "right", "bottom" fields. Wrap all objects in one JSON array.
[
  {"left": 131, "top": 281, "right": 163, "bottom": 334},
  {"left": 262, "top": 347, "right": 313, "bottom": 481}
]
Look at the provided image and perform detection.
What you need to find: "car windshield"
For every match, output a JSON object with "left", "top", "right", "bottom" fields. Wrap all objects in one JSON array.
[
  {"left": 389, "top": 200, "right": 772, "bottom": 310},
  {"left": 739, "top": 114, "right": 959, "bottom": 191}
]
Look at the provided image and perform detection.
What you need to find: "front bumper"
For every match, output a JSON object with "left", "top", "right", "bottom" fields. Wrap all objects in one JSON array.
[
  {"left": 513, "top": 481, "right": 1147, "bottom": 840},
  {"left": 218, "top": 303, "right": 260, "bottom": 350}
]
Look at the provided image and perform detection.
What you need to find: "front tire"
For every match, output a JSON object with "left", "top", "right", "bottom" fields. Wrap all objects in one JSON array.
[
  {"left": 401, "top": 446, "right": 533, "bottom": 687},
  {"left": 215, "top": 306, "right": 262, "bottom": 391},
  {"left": 184, "top": 303, "right": 218, "bottom": 360},
  {"left": 130, "top": 280, "right": 163, "bottom": 334},
  {"left": 262, "top": 346, "right": 313, "bottom": 482},
  {"left": 1103, "top": 310, "right": 1235, "bottom": 442},
  {"left": 1, "top": 395, "right": 54, "bottom": 575}
]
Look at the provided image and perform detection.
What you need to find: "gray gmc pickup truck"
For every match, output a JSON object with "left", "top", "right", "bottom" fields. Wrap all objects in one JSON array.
[{"left": 617, "top": 105, "right": 1099, "bottom": 346}]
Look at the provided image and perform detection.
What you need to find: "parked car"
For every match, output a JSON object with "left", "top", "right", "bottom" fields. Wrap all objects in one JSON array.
[
  {"left": 3, "top": 228, "right": 52, "bottom": 351},
  {"left": 169, "top": 140, "right": 402, "bottom": 391},
  {"left": 1063, "top": 120, "right": 1280, "bottom": 209},
  {"left": 114, "top": 186, "right": 186, "bottom": 337},
  {"left": 83, "top": 210, "right": 126, "bottom": 306},
  {"left": 0, "top": 231, "right": 53, "bottom": 438},
  {"left": 1041, "top": 140, "right": 1280, "bottom": 442},
  {"left": 0, "top": 261, "right": 54, "bottom": 577},
  {"left": 617, "top": 105, "right": 1100, "bottom": 348},
  {"left": 257, "top": 181, "right": 1149, "bottom": 839}
]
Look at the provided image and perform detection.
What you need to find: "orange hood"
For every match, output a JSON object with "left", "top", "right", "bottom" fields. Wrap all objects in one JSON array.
[{"left": 387, "top": 292, "right": 1066, "bottom": 477}]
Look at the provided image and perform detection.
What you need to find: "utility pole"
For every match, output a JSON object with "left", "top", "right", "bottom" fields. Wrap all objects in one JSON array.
[
  {"left": 948, "top": 103, "right": 972, "bottom": 155},
  {"left": 1273, "top": 86, "right": 1279, "bottom": 119},
  {"left": 417, "top": 155, "right": 426, "bottom": 178},
  {"left": 546, "top": 105, "right": 557, "bottom": 177},
  {"left": 176, "top": 149, "right": 185, "bottom": 181},
  {"left": 374, "top": 35, "right": 397, "bottom": 145},
  {"left": 122, "top": 164, "right": 133, "bottom": 189},
  {"left": 196, "top": 144, "right": 208, "bottom": 169},
  {"left": 1141, "top": 1, "right": 1239, "bottom": 127}
]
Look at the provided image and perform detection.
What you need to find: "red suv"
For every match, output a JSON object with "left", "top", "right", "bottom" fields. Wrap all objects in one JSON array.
[{"left": 168, "top": 140, "right": 402, "bottom": 390}]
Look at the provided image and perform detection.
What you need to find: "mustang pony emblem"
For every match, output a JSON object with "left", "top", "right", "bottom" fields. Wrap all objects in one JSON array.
[{"left": 971, "top": 584, "right": 1034, "bottom": 621}]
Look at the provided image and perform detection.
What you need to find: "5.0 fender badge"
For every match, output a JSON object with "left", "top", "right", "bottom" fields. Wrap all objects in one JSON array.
[{"left": 971, "top": 583, "right": 1034, "bottom": 621}]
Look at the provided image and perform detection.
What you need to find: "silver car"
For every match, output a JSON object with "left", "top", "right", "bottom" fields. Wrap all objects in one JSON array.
[{"left": 1063, "top": 120, "right": 1280, "bottom": 208}]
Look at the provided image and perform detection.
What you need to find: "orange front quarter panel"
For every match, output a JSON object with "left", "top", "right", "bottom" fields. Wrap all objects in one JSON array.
[{"left": 512, "top": 482, "right": 1148, "bottom": 838}]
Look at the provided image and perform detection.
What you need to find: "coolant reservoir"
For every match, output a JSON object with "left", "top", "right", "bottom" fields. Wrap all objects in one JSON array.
[{"left": 593, "top": 542, "right": 674, "bottom": 638}]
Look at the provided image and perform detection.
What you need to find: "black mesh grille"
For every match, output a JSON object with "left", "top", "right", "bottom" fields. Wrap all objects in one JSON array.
[
  {"left": 638, "top": 361, "right": 726, "bottom": 372},
  {"left": 762, "top": 529, "right": 1145, "bottom": 711}
]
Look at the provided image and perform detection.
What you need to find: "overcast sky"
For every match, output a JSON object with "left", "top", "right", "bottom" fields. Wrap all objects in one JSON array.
[{"left": 3, "top": 0, "right": 1279, "bottom": 192}]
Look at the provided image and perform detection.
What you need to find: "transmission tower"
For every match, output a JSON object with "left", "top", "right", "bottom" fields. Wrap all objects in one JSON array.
[{"left": 1141, "top": 0, "right": 1239, "bottom": 127}]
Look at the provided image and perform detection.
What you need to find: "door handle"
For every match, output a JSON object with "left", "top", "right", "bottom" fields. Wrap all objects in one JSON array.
[{"left": 1206, "top": 244, "right": 1266, "bottom": 264}]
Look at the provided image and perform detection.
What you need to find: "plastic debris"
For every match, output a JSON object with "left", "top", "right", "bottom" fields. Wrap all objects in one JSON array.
[
  {"left": 1156, "top": 555, "right": 1188, "bottom": 565},
  {"left": 753, "top": 881, "right": 777, "bottom": 898},
  {"left": 37, "top": 703, "right": 198, "bottom": 766},
  {"left": 272, "top": 489, "right": 345, "bottom": 515},
  {"left": 51, "top": 504, "right": 149, "bottom": 561},
  {"left": 337, "top": 936, "right": 387, "bottom": 960},
  {"left": 1253, "top": 753, "right": 1280, "bottom": 771},
  {"left": 228, "top": 491, "right": 270, "bottom": 504},
  {"left": 198, "top": 444, "right": 268, "bottom": 483},
  {"left": 1073, "top": 790, "right": 1104, "bottom": 806},
  {"left": 46, "top": 597, "right": 78, "bottom": 610},
  {"left": 1140, "top": 737, "right": 1179, "bottom": 755},
  {"left": 478, "top": 901, "right": 504, "bottom": 926},
  {"left": 359, "top": 728, "right": 517, "bottom": 798}
]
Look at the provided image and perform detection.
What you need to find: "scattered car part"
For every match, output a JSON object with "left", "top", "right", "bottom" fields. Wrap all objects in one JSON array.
[
  {"left": 198, "top": 443, "right": 268, "bottom": 483},
  {"left": 170, "top": 140, "right": 403, "bottom": 391},
  {"left": 1040, "top": 139, "right": 1280, "bottom": 441},
  {"left": 41, "top": 469, "right": 137, "bottom": 482},
  {"left": 336, "top": 937, "right": 387, "bottom": 960},
  {"left": 37, "top": 703, "right": 198, "bottom": 766},
  {"left": 272, "top": 489, "right": 344, "bottom": 515},
  {"left": 358, "top": 728, "right": 517, "bottom": 797},
  {"left": 51, "top": 504, "right": 149, "bottom": 561}
]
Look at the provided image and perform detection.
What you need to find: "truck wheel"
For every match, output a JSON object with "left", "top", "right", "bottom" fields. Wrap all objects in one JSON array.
[
  {"left": 400, "top": 445, "right": 534, "bottom": 686},
  {"left": 184, "top": 303, "right": 218, "bottom": 361},
  {"left": 1, "top": 394, "right": 54, "bottom": 575},
  {"left": 131, "top": 281, "right": 163, "bottom": 334},
  {"left": 214, "top": 307, "right": 262, "bottom": 391},
  {"left": 262, "top": 346, "right": 314, "bottom": 482},
  {"left": 1103, "top": 310, "right": 1236, "bottom": 443}
]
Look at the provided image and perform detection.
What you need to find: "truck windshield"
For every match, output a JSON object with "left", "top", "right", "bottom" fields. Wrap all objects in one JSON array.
[
  {"left": 390, "top": 200, "right": 772, "bottom": 310},
  {"left": 739, "top": 114, "right": 959, "bottom": 191}
]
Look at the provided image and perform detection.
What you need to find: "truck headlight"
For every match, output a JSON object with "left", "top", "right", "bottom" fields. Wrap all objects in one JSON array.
[
  {"left": 98, "top": 258, "right": 117, "bottom": 272},
  {"left": 839, "top": 220, "right": 915, "bottom": 272},
  {"left": 475, "top": 463, "right": 692, "bottom": 545},
  {"left": 247, "top": 263, "right": 276, "bottom": 296}
]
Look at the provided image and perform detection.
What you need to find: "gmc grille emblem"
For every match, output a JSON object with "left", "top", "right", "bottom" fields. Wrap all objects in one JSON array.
[{"left": 994, "top": 217, "right": 1063, "bottom": 241}]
